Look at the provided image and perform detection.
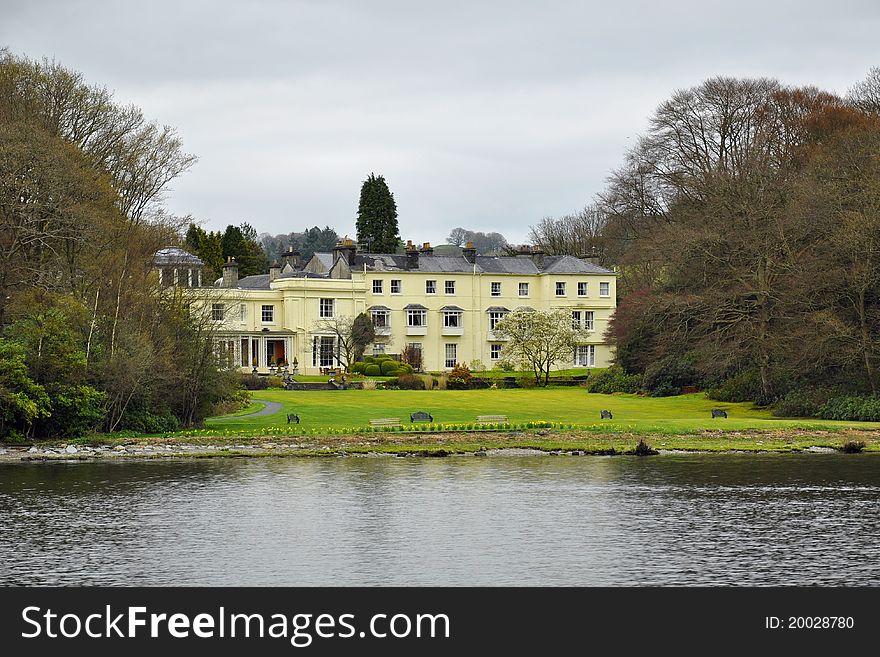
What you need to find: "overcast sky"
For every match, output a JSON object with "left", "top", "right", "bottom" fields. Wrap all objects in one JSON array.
[{"left": 3, "top": 0, "right": 879, "bottom": 245}]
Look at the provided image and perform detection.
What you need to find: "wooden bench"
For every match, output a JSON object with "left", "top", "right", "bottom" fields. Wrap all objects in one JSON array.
[
  {"left": 410, "top": 411, "right": 434, "bottom": 423},
  {"left": 476, "top": 415, "right": 508, "bottom": 423},
  {"left": 369, "top": 418, "right": 402, "bottom": 428}
]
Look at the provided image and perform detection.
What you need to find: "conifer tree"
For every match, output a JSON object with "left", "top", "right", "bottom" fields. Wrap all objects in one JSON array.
[{"left": 356, "top": 173, "right": 400, "bottom": 253}]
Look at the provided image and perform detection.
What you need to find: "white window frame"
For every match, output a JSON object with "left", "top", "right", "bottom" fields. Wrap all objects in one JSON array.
[
  {"left": 372, "top": 279, "right": 383, "bottom": 294},
  {"left": 372, "top": 343, "right": 385, "bottom": 356},
  {"left": 445, "top": 343, "right": 457, "bottom": 369},
  {"left": 261, "top": 304, "right": 274, "bottom": 323},
  {"left": 518, "top": 282, "right": 529, "bottom": 297},
  {"left": 575, "top": 344, "right": 596, "bottom": 367},
  {"left": 571, "top": 310, "right": 582, "bottom": 329},
  {"left": 211, "top": 303, "right": 225, "bottom": 321},
  {"left": 584, "top": 311, "right": 595, "bottom": 331},
  {"left": 490, "top": 344, "right": 502, "bottom": 360},
  {"left": 489, "top": 311, "right": 507, "bottom": 331},
  {"left": 491, "top": 281, "right": 501, "bottom": 296},
  {"left": 443, "top": 311, "right": 462, "bottom": 328},
  {"left": 371, "top": 309, "right": 389, "bottom": 328},
  {"left": 390, "top": 279, "right": 402, "bottom": 294},
  {"left": 599, "top": 282, "right": 610, "bottom": 298},
  {"left": 445, "top": 280, "right": 456, "bottom": 295},
  {"left": 556, "top": 281, "right": 566, "bottom": 296},
  {"left": 319, "top": 298, "right": 335, "bottom": 318},
  {"left": 578, "top": 282, "right": 588, "bottom": 297},
  {"left": 407, "top": 309, "right": 427, "bottom": 327},
  {"left": 426, "top": 280, "right": 437, "bottom": 294},
  {"left": 239, "top": 303, "right": 247, "bottom": 321}
]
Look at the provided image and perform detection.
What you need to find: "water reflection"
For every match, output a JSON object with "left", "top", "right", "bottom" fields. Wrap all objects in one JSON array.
[{"left": 1, "top": 454, "right": 877, "bottom": 586}]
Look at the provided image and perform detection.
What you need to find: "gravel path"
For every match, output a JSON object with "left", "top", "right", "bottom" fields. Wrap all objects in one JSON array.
[{"left": 210, "top": 399, "right": 283, "bottom": 421}]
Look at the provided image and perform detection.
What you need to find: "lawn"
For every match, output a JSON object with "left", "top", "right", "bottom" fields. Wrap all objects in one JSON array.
[{"left": 204, "top": 388, "right": 880, "bottom": 435}]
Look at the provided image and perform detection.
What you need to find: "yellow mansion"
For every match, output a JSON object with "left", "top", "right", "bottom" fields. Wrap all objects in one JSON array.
[{"left": 156, "top": 239, "right": 616, "bottom": 374}]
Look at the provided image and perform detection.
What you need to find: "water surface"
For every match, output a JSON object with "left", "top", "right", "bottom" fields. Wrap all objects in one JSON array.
[{"left": 1, "top": 454, "right": 877, "bottom": 586}]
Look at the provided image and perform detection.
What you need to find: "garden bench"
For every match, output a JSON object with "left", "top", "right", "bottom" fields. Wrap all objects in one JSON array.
[
  {"left": 476, "top": 415, "right": 508, "bottom": 423},
  {"left": 287, "top": 413, "right": 300, "bottom": 424},
  {"left": 369, "top": 418, "right": 402, "bottom": 427},
  {"left": 600, "top": 410, "right": 613, "bottom": 419},
  {"left": 711, "top": 409, "right": 728, "bottom": 418},
  {"left": 410, "top": 411, "right": 434, "bottom": 423}
]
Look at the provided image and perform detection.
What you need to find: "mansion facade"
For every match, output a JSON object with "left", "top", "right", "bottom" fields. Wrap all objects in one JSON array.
[{"left": 159, "top": 239, "right": 616, "bottom": 374}]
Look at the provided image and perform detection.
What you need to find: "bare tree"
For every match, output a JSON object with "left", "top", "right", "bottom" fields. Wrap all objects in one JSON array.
[
  {"left": 312, "top": 313, "right": 375, "bottom": 371},
  {"left": 528, "top": 204, "right": 607, "bottom": 258}
]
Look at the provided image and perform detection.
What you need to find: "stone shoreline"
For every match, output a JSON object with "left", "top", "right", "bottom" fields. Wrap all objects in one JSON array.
[{"left": 0, "top": 428, "right": 875, "bottom": 462}]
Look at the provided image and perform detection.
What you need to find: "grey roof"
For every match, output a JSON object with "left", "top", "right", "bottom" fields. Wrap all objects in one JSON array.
[
  {"left": 440, "top": 305, "right": 464, "bottom": 311},
  {"left": 404, "top": 303, "right": 428, "bottom": 310},
  {"left": 368, "top": 305, "right": 391, "bottom": 311},
  {"left": 541, "top": 255, "right": 614, "bottom": 274},
  {"left": 237, "top": 275, "right": 271, "bottom": 290},
  {"left": 154, "top": 247, "right": 204, "bottom": 266},
  {"left": 349, "top": 251, "right": 614, "bottom": 274},
  {"left": 314, "top": 252, "right": 334, "bottom": 269},
  {"left": 486, "top": 306, "right": 510, "bottom": 312},
  {"left": 475, "top": 255, "right": 539, "bottom": 274}
]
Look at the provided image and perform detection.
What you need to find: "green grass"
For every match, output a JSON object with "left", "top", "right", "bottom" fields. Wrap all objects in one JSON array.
[{"left": 203, "top": 388, "right": 880, "bottom": 435}]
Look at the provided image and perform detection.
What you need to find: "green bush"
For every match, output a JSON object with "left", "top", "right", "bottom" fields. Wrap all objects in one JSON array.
[
  {"left": 380, "top": 359, "right": 400, "bottom": 375},
  {"left": 42, "top": 385, "right": 107, "bottom": 438},
  {"left": 642, "top": 355, "right": 698, "bottom": 397},
  {"left": 772, "top": 388, "right": 836, "bottom": 418},
  {"left": 706, "top": 370, "right": 764, "bottom": 403},
  {"left": 350, "top": 362, "right": 366, "bottom": 374},
  {"left": 818, "top": 395, "right": 880, "bottom": 422},
  {"left": 398, "top": 363, "right": 414, "bottom": 374},
  {"left": 364, "top": 364, "right": 381, "bottom": 376},
  {"left": 363, "top": 356, "right": 376, "bottom": 364},
  {"left": 587, "top": 366, "right": 642, "bottom": 394},
  {"left": 118, "top": 408, "right": 180, "bottom": 434}
]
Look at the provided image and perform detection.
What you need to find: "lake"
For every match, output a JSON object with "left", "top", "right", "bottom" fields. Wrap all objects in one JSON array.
[{"left": 1, "top": 453, "right": 877, "bottom": 586}]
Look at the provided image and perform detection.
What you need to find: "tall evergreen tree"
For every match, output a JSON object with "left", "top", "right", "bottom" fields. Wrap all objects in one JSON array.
[{"left": 356, "top": 173, "right": 400, "bottom": 253}]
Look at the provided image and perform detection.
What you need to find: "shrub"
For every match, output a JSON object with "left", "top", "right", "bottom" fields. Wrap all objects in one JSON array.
[
  {"left": 41, "top": 384, "right": 107, "bottom": 438},
  {"left": 706, "top": 370, "right": 761, "bottom": 403},
  {"left": 840, "top": 440, "right": 866, "bottom": 453},
  {"left": 350, "top": 362, "right": 366, "bottom": 374},
  {"left": 398, "top": 363, "right": 414, "bottom": 374},
  {"left": 818, "top": 395, "right": 880, "bottom": 422},
  {"left": 363, "top": 356, "right": 376, "bottom": 364},
  {"left": 117, "top": 408, "right": 180, "bottom": 434},
  {"left": 642, "top": 355, "right": 698, "bottom": 397},
  {"left": 447, "top": 363, "right": 472, "bottom": 390},
  {"left": 587, "top": 366, "right": 642, "bottom": 394},
  {"left": 240, "top": 374, "right": 269, "bottom": 390},
  {"left": 267, "top": 376, "right": 284, "bottom": 388},
  {"left": 516, "top": 373, "right": 537, "bottom": 389},
  {"left": 632, "top": 438, "right": 658, "bottom": 456},
  {"left": 360, "top": 379, "right": 377, "bottom": 390},
  {"left": 771, "top": 388, "right": 837, "bottom": 418},
  {"left": 364, "top": 364, "right": 381, "bottom": 376},
  {"left": 380, "top": 359, "right": 399, "bottom": 375},
  {"left": 395, "top": 374, "right": 426, "bottom": 390}
]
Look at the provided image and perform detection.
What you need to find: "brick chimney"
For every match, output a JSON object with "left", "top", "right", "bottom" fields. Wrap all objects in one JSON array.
[
  {"left": 419, "top": 242, "right": 434, "bottom": 256},
  {"left": 268, "top": 260, "right": 281, "bottom": 282},
  {"left": 333, "top": 238, "right": 357, "bottom": 265},
  {"left": 222, "top": 256, "right": 239, "bottom": 288},
  {"left": 405, "top": 240, "right": 419, "bottom": 270},
  {"left": 462, "top": 241, "right": 476, "bottom": 264}
]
